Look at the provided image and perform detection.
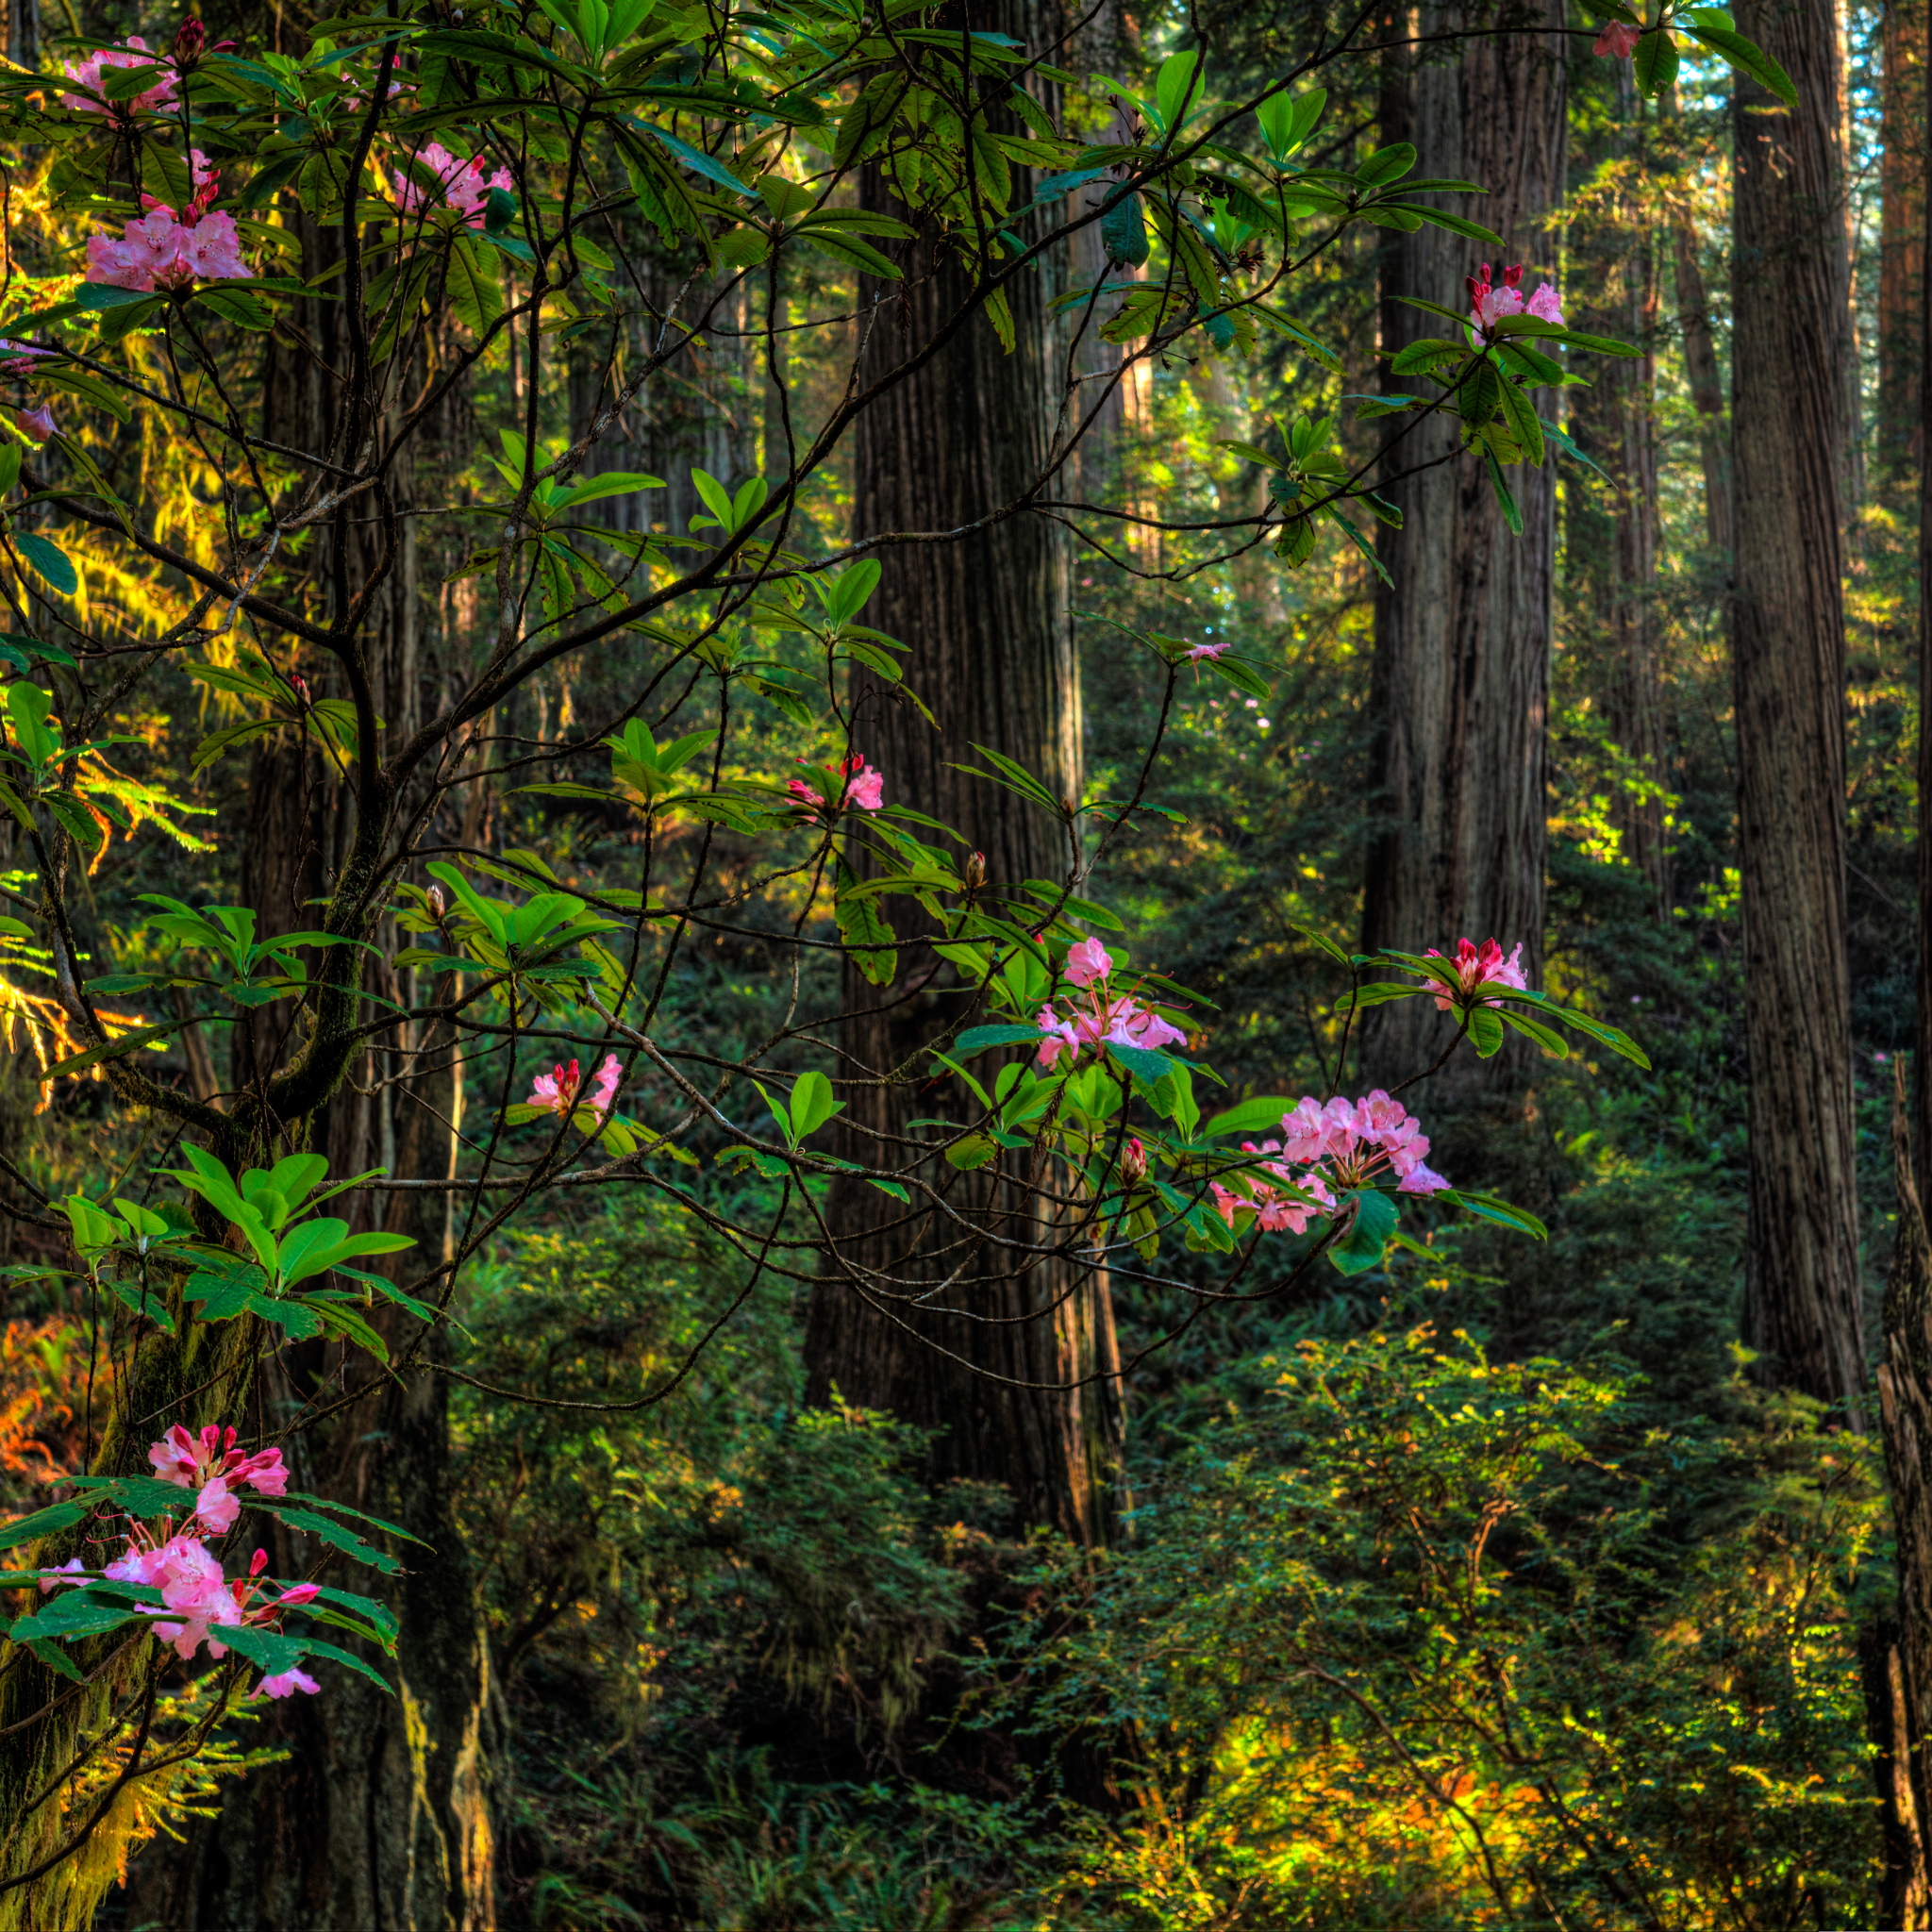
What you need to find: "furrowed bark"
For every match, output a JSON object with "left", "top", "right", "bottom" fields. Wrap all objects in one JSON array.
[
  {"left": 1360, "top": 0, "right": 1566, "bottom": 1091},
  {"left": 803, "top": 0, "right": 1124, "bottom": 1547},
  {"left": 1731, "top": 0, "right": 1864, "bottom": 1423}
]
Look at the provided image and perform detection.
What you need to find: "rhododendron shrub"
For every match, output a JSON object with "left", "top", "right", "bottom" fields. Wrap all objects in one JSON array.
[{"left": 0, "top": 0, "right": 1757, "bottom": 1901}]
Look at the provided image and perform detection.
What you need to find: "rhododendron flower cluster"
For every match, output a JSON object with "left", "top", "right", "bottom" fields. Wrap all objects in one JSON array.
[
  {"left": 1424, "top": 937, "right": 1528, "bottom": 1009},
  {"left": 1035, "top": 938, "right": 1188, "bottom": 1070},
  {"left": 789, "top": 752, "right": 885, "bottom": 818},
  {"left": 1209, "top": 1091, "right": 1447, "bottom": 1237},
  {"left": 393, "top": 142, "right": 513, "bottom": 226},
  {"left": 60, "top": 37, "right": 179, "bottom": 116},
  {"left": 104, "top": 1535, "right": 318, "bottom": 1662},
  {"left": 1467, "top": 261, "right": 1564, "bottom": 335},
  {"left": 33, "top": 1431, "right": 318, "bottom": 1698},
  {"left": 88, "top": 195, "right": 248, "bottom": 292},
  {"left": 527, "top": 1052, "right": 622, "bottom": 1119}
]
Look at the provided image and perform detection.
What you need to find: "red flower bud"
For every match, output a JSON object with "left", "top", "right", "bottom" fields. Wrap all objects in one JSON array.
[{"left": 173, "top": 16, "right": 207, "bottom": 60}]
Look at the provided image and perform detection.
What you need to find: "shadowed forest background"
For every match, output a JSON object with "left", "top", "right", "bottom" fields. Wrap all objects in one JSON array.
[{"left": 0, "top": 0, "right": 1918, "bottom": 1923}]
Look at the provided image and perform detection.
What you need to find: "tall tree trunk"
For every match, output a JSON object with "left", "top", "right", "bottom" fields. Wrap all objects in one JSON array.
[
  {"left": 1360, "top": 0, "right": 1566, "bottom": 1091},
  {"left": 1672, "top": 221, "right": 1735, "bottom": 558},
  {"left": 801, "top": 0, "right": 1124, "bottom": 1547},
  {"left": 1882, "top": 0, "right": 1927, "bottom": 485},
  {"left": 116, "top": 1011, "right": 494, "bottom": 1932},
  {"left": 1874, "top": 1082, "right": 1932, "bottom": 1924},
  {"left": 1570, "top": 75, "right": 1668, "bottom": 915},
  {"left": 1731, "top": 0, "right": 1864, "bottom": 1423}
]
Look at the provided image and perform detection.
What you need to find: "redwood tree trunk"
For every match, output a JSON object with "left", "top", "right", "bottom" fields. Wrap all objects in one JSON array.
[
  {"left": 1730, "top": 0, "right": 1864, "bottom": 1423},
  {"left": 801, "top": 0, "right": 1124, "bottom": 1546},
  {"left": 1360, "top": 0, "right": 1565, "bottom": 1090},
  {"left": 1570, "top": 73, "right": 1667, "bottom": 915},
  {"left": 1881, "top": 0, "right": 1926, "bottom": 484},
  {"left": 1874, "top": 1085, "right": 1932, "bottom": 1924}
]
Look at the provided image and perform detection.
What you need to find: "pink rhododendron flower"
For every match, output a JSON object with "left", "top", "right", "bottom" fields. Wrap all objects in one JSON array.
[
  {"left": 37, "top": 1557, "right": 84, "bottom": 1593},
  {"left": 1466, "top": 262, "right": 1564, "bottom": 337},
  {"left": 88, "top": 207, "right": 248, "bottom": 292},
  {"left": 14, "top": 405, "right": 54, "bottom": 444},
  {"left": 258, "top": 1667, "right": 322, "bottom": 1698},
  {"left": 1185, "top": 639, "right": 1230, "bottom": 661},
  {"left": 148, "top": 1424, "right": 289, "bottom": 1497},
  {"left": 1423, "top": 937, "right": 1529, "bottom": 1010},
  {"left": 1033, "top": 954, "right": 1189, "bottom": 1070},
  {"left": 195, "top": 1476, "right": 240, "bottom": 1534},
  {"left": 788, "top": 752, "right": 885, "bottom": 819},
  {"left": 1209, "top": 1166, "right": 1330, "bottom": 1236},
  {"left": 394, "top": 142, "right": 514, "bottom": 227},
  {"left": 0, "top": 340, "right": 52, "bottom": 375},
  {"left": 526, "top": 1052, "right": 622, "bottom": 1119},
  {"left": 60, "top": 37, "right": 179, "bottom": 116},
  {"left": 1277, "top": 1091, "right": 1449, "bottom": 1195},
  {"left": 1594, "top": 20, "right": 1641, "bottom": 57},
  {"left": 1065, "top": 938, "right": 1113, "bottom": 987}
]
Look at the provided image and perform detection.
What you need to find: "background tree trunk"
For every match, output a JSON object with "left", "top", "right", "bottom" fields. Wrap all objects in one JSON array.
[
  {"left": 1873, "top": 1084, "right": 1932, "bottom": 1924},
  {"left": 1359, "top": 0, "right": 1566, "bottom": 1092},
  {"left": 801, "top": 0, "right": 1124, "bottom": 1546},
  {"left": 1880, "top": 0, "right": 1925, "bottom": 485},
  {"left": 1730, "top": 0, "right": 1864, "bottom": 1423},
  {"left": 1570, "top": 71, "right": 1668, "bottom": 916}
]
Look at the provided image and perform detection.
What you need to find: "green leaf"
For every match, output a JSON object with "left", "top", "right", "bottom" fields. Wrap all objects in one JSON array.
[
  {"left": 1438, "top": 1187, "right": 1548, "bottom": 1240},
  {"left": 446, "top": 233, "right": 506, "bottom": 336},
  {"left": 1108, "top": 1041, "right": 1178, "bottom": 1086},
  {"left": 834, "top": 859, "right": 897, "bottom": 986},
  {"left": 8, "top": 1594, "right": 141, "bottom": 1641},
  {"left": 1499, "top": 1008, "right": 1571, "bottom": 1058},
  {"left": 1468, "top": 1007, "right": 1506, "bottom": 1057},
  {"left": 788, "top": 1069, "right": 842, "bottom": 1140},
  {"left": 219, "top": 1622, "right": 310, "bottom": 1674},
  {"left": 1355, "top": 142, "right": 1416, "bottom": 187},
  {"left": 1485, "top": 447, "right": 1524, "bottom": 535},
  {"left": 1634, "top": 25, "right": 1681, "bottom": 95},
  {"left": 265, "top": 1505, "right": 403, "bottom": 1574},
  {"left": 1395, "top": 206, "right": 1504, "bottom": 247},
  {"left": 1203, "top": 1095, "right": 1298, "bottom": 1139},
  {"left": 291, "top": 1633, "right": 398, "bottom": 1693},
  {"left": 1327, "top": 1189, "right": 1400, "bottom": 1274},
  {"left": 954, "top": 1024, "right": 1048, "bottom": 1056},
  {"left": 1680, "top": 19, "right": 1797, "bottom": 104},
  {"left": 867, "top": 1178, "right": 910, "bottom": 1204},
  {"left": 192, "top": 287, "right": 275, "bottom": 331},
  {"left": 630, "top": 119, "right": 753, "bottom": 196},
  {"left": 0, "top": 1499, "right": 88, "bottom": 1550},
  {"left": 1099, "top": 189, "right": 1149, "bottom": 266},
  {"left": 1496, "top": 375, "right": 1545, "bottom": 467},
  {"left": 14, "top": 534, "right": 77, "bottom": 595},
  {"left": 40, "top": 1020, "right": 182, "bottom": 1081}
]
